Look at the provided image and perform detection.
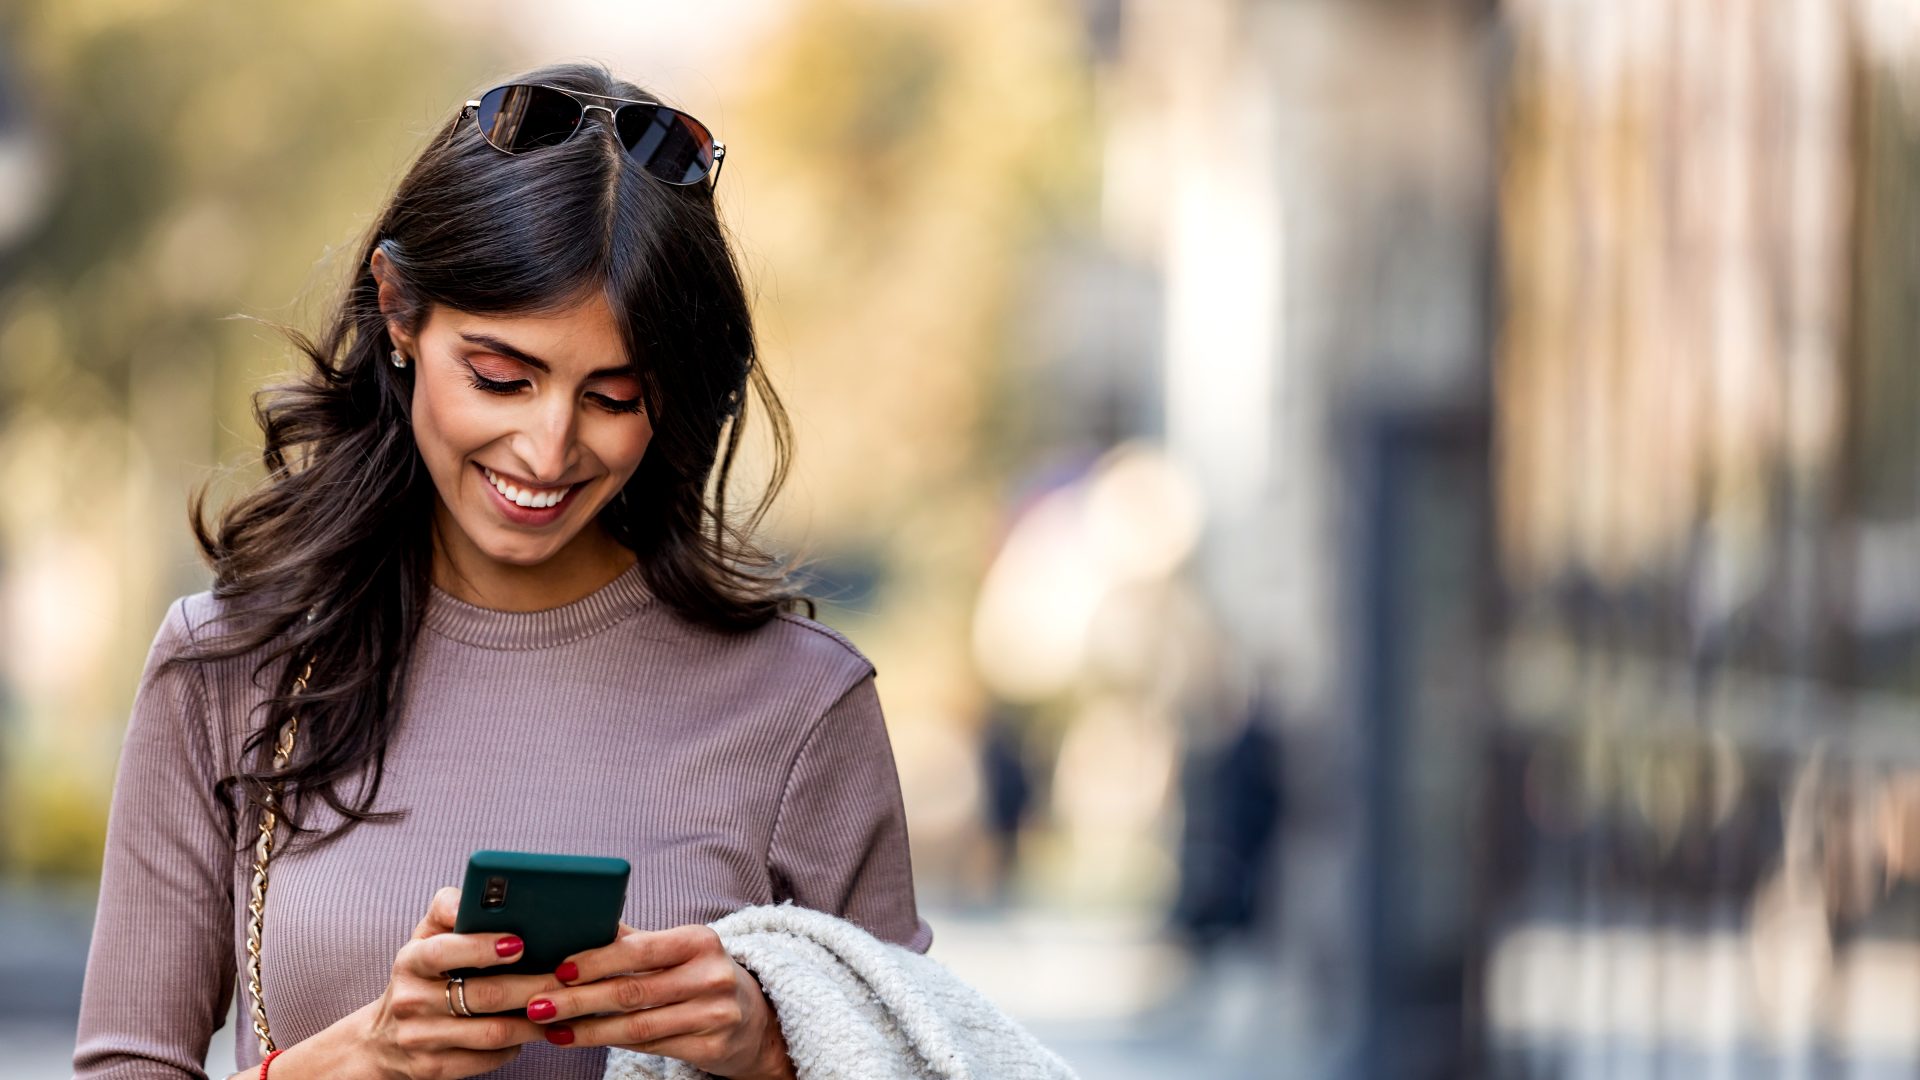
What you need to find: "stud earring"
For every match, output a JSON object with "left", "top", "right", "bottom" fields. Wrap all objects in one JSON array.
[{"left": 391, "top": 349, "right": 408, "bottom": 368}]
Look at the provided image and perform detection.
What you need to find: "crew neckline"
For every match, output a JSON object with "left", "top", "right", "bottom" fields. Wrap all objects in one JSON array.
[{"left": 423, "top": 560, "right": 653, "bottom": 650}]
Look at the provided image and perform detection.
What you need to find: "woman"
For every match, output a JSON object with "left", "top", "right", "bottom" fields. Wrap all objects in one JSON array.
[{"left": 72, "top": 61, "right": 929, "bottom": 1080}]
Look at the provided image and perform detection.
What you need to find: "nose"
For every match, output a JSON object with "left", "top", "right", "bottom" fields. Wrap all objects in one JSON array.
[{"left": 511, "top": 392, "right": 579, "bottom": 485}]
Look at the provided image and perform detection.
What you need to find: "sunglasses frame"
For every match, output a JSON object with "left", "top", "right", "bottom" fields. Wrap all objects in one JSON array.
[{"left": 461, "top": 83, "right": 726, "bottom": 189}]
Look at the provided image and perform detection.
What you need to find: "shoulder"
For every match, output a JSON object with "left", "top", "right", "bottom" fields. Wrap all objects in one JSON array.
[
  {"left": 172, "top": 590, "right": 217, "bottom": 643},
  {"left": 135, "top": 591, "right": 226, "bottom": 693},
  {"left": 647, "top": 604, "right": 878, "bottom": 707},
  {"left": 141, "top": 591, "right": 215, "bottom": 666},
  {"left": 661, "top": 603, "right": 874, "bottom": 673},
  {"left": 129, "top": 593, "right": 222, "bottom": 715},
  {"left": 169, "top": 589, "right": 259, "bottom": 656},
  {"left": 152, "top": 588, "right": 281, "bottom": 688},
  {"left": 728, "top": 609, "right": 877, "bottom": 696},
  {"left": 765, "top": 610, "right": 876, "bottom": 680}
]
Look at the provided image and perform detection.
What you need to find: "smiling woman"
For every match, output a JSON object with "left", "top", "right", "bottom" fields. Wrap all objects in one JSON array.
[
  {"left": 383, "top": 285, "right": 658, "bottom": 605},
  {"left": 72, "top": 60, "right": 934, "bottom": 1080}
]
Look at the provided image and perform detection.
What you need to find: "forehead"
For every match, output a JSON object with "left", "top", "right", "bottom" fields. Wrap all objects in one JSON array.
[{"left": 429, "top": 291, "right": 633, "bottom": 372}]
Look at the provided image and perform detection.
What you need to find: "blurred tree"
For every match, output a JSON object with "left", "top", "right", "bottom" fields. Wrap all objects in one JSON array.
[
  {"left": 0, "top": 0, "right": 503, "bottom": 881},
  {"left": 724, "top": 0, "right": 1095, "bottom": 876}
]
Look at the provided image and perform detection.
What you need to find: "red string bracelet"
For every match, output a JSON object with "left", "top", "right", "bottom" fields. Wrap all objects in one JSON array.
[{"left": 259, "top": 1047, "right": 286, "bottom": 1078}]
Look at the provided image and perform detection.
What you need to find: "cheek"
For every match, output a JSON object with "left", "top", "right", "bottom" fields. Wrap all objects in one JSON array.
[
  {"left": 601, "top": 414, "right": 654, "bottom": 471},
  {"left": 412, "top": 376, "right": 494, "bottom": 463}
]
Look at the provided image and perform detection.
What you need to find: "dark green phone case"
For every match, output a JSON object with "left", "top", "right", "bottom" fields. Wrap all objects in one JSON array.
[{"left": 445, "top": 849, "right": 630, "bottom": 985}]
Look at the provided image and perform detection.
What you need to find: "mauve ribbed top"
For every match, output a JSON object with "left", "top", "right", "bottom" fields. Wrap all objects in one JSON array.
[{"left": 72, "top": 561, "right": 931, "bottom": 1079}]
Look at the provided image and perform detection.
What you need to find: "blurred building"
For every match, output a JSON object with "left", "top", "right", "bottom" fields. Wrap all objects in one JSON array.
[
  {"left": 999, "top": 0, "right": 1501, "bottom": 1074},
  {"left": 1485, "top": 0, "right": 1920, "bottom": 1075},
  {"left": 1021, "top": 0, "right": 1919, "bottom": 1076}
]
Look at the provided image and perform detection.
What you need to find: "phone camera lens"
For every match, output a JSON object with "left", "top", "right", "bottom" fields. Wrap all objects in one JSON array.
[{"left": 483, "top": 875, "right": 509, "bottom": 909}]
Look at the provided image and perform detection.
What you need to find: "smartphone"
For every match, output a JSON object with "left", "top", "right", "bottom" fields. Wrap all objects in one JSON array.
[{"left": 444, "top": 849, "right": 630, "bottom": 988}]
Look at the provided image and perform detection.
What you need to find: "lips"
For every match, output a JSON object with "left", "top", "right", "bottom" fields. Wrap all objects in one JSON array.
[{"left": 474, "top": 462, "right": 582, "bottom": 526}]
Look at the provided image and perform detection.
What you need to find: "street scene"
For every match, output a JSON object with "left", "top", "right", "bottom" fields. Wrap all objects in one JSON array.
[{"left": 1, "top": 1, "right": 1917, "bottom": 1077}]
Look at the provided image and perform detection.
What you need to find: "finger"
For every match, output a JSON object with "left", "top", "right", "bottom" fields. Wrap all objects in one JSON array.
[
  {"left": 552, "top": 998, "right": 736, "bottom": 1049},
  {"left": 525, "top": 961, "right": 726, "bottom": 1023},
  {"left": 418, "top": 1046, "right": 525, "bottom": 1075},
  {"left": 557, "top": 923, "right": 717, "bottom": 985},
  {"left": 405, "top": 1013, "right": 549, "bottom": 1054},
  {"left": 454, "top": 970, "right": 578, "bottom": 1016},
  {"left": 399, "top": 927, "right": 528, "bottom": 981},
  {"left": 411, "top": 886, "right": 462, "bottom": 941}
]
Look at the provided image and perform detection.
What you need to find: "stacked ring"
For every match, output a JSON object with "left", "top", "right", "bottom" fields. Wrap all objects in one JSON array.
[{"left": 444, "top": 975, "right": 474, "bottom": 1017}]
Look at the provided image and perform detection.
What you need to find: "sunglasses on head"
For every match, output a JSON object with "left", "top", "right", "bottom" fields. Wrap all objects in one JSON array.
[{"left": 462, "top": 83, "right": 726, "bottom": 188}]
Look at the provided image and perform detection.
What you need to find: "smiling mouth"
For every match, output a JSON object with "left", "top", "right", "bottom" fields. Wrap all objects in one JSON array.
[{"left": 476, "top": 463, "right": 585, "bottom": 510}]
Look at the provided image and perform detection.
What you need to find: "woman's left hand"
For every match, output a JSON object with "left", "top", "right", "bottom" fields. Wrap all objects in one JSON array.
[{"left": 526, "top": 921, "right": 794, "bottom": 1080}]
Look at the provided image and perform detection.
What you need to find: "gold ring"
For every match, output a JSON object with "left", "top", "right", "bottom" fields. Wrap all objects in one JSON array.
[{"left": 445, "top": 975, "right": 473, "bottom": 1018}]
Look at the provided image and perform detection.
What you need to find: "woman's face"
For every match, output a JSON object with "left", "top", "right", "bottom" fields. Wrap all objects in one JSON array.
[{"left": 379, "top": 272, "right": 653, "bottom": 574}]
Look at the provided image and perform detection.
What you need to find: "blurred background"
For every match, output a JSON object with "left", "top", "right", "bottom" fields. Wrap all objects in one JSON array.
[{"left": 2, "top": 0, "right": 1918, "bottom": 1077}]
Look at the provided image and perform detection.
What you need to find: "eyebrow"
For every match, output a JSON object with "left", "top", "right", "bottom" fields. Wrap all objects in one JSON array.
[{"left": 457, "top": 331, "right": 638, "bottom": 379}]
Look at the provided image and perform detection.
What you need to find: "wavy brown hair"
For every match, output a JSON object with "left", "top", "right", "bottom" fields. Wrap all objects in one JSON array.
[{"left": 160, "top": 61, "right": 814, "bottom": 857}]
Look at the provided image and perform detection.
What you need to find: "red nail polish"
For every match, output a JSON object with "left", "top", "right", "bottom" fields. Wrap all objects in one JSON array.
[
  {"left": 495, "top": 935, "right": 524, "bottom": 958},
  {"left": 528, "top": 999, "right": 556, "bottom": 1022},
  {"left": 545, "top": 1025, "right": 574, "bottom": 1045},
  {"left": 555, "top": 961, "right": 578, "bottom": 983}
]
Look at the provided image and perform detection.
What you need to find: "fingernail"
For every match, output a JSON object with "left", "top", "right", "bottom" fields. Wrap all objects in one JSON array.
[
  {"left": 528, "top": 999, "right": 556, "bottom": 1022},
  {"left": 495, "top": 935, "right": 524, "bottom": 958},
  {"left": 555, "top": 961, "right": 578, "bottom": 983},
  {"left": 545, "top": 1025, "right": 574, "bottom": 1045}
]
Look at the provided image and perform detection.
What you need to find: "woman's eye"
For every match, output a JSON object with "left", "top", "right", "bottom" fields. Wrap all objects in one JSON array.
[
  {"left": 466, "top": 369, "right": 642, "bottom": 415},
  {"left": 465, "top": 372, "right": 526, "bottom": 395}
]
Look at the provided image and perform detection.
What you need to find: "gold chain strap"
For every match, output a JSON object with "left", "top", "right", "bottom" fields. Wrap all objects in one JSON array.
[{"left": 245, "top": 651, "right": 316, "bottom": 1058}]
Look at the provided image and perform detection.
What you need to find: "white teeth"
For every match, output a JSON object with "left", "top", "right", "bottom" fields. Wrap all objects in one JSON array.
[{"left": 483, "top": 466, "right": 570, "bottom": 510}]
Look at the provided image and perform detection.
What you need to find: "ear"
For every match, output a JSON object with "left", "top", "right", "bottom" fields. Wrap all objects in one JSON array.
[{"left": 368, "top": 247, "right": 419, "bottom": 359}]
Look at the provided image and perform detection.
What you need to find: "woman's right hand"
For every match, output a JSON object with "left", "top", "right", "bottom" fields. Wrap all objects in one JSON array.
[{"left": 346, "top": 886, "right": 559, "bottom": 1079}]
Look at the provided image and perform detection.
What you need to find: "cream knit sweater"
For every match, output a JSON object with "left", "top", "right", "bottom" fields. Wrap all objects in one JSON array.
[{"left": 604, "top": 903, "right": 1079, "bottom": 1080}]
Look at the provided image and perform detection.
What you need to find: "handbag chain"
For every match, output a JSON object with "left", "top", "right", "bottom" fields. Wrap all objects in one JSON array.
[{"left": 245, "top": 651, "right": 316, "bottom": 1058}]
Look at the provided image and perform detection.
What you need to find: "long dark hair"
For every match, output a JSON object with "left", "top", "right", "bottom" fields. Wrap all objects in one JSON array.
[{"left": 161, "top": 61, "right": 812, "bottom": 856}]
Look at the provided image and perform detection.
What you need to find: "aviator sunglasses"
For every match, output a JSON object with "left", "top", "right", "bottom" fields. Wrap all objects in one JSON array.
[{"left": 463, "top": 83, "right": 725, "bottom": 188}]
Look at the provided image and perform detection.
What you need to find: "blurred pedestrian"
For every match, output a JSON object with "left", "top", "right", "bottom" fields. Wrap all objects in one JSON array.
[
  {"left": 979, "top": 704, "right": 1036, "bottom": 905},
  {"left": 1169, "top": 690, "right": 1283, "bottom": 953}
]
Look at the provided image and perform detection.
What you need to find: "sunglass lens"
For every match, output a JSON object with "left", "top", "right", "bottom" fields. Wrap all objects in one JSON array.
[
  {"left": 474, "top": 84, "right": 584, "bottom": 153},
  {"left": 614, "top": 105, "right": 715, "bottom": 185}
]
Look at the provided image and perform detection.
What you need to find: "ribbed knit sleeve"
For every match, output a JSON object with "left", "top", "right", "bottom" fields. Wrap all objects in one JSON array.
[
  {"left": 73, "top": 598, "right": 235, "bottom": 1079},
  {"left": 766, "top": 674, "right": 934, "bottom": 954}
]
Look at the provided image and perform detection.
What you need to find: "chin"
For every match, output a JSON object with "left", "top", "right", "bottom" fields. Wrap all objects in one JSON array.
[{"left": 471, "top": 526, "right": 575, "bottom": 565}]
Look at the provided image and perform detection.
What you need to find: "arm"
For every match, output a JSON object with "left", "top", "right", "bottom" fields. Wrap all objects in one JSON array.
[
  {"left": 73, "top": 599, "right": 237, "bottom": 1078},
  {"left": 766, "top": 673, "right": 934, "bottom": 954}
]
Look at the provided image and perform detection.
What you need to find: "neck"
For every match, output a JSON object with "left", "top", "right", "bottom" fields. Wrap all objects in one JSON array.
[{"left": 430, "top": 516, "right": 639, "bottom": 613}]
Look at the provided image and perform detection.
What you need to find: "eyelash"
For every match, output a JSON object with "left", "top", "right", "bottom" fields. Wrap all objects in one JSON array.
[{"left": 464, "top": 371, "right": 645, "bottom": 415}]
